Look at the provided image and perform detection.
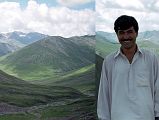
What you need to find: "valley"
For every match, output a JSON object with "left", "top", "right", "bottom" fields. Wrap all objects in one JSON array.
[{"left": 0, "top": 33, "right": 97, "bottom": 120}]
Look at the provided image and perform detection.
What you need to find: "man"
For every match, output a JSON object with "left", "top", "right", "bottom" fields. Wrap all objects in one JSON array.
[{"left": 97, "top": 15, "right": 159, "bottom": 120}]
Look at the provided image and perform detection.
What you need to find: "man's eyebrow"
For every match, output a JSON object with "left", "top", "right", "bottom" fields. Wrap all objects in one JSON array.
[
  {"left": 127, "top": 29, "right": 133, "bottom": 31},
  {"left": 119, "top": 28, "right": 134, "bottom": 32}
]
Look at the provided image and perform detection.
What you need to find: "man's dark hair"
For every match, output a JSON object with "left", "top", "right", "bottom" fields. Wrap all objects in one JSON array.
[{"left": 114, "top": 15, "right": 139, "bottom": 33}]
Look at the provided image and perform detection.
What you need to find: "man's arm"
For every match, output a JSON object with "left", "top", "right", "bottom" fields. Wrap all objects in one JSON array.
[
  {"left": 154, "top": 55, "right": 159, "bottom": 118},
  {"left": 155, "top": 117, "right": 159, "bottom": 120},
  {"left": 97, "top": 59, "right": 111, "bottom": 120}
]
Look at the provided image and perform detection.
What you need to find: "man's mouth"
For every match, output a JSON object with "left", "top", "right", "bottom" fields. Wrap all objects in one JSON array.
[{"left": 122, "top": 39, "right": 132, "bottom": 43}]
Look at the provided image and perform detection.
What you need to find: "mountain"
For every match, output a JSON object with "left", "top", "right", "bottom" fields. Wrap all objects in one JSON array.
[
  {"left": 137, "top": 30, "right": 159, "bottom": 44},
  {"left": 0, "top": 35, "right": 95, "bottom": 81},
  {"left": 96, "top": 33, "right": 120, "bottom": 57},
  {"left": 6, "top": 31, "right": 48, "bottom": 45},
  {"left": 96, "top": 31, "right": 118, "bottom": 43},
  {"left": 0, "top": 35, "right": 97, "bottom": 119},
  {"left": 0, "top": 31, "right": 48, "bottom": 46},
  {"left": 0, "top": 42, "right": 19, "bottom": 56},
  {"left": 0, "top": 31, "right": 48, "bottom": 56}
]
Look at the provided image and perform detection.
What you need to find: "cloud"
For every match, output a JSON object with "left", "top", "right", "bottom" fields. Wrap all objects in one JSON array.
[
  {"left": 57, "top": 0, "right": 94, "bottom": 7},
  {"left": 0, "top": 0, "right": 95, "bottom": 37},
  {"left": 115, "top": 0, "right": 144, "bottom": 10},
  {"left": 96, "top": 0, "right": 159, "bottom": 32}
]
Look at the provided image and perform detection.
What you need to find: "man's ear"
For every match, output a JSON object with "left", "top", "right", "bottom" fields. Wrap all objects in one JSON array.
[
  {"left": 115, "top": 32, "right": 118, "bottom": 36},
  {"left": 136, "top": 32, "right": 138, "bottom": 37}
]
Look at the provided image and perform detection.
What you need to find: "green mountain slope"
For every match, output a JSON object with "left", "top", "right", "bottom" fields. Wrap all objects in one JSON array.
[
  {"left": 137, "top": 40, "right": 159, "bottom": 54},
  {"left": 30, "top": 64, "right": 95, "bottom": 94},
  {"left": 96, "top": 34, "right": 120, "bottom": 57},
  {"left": 0, "top": 35, "right": 95, "bottom": 81},
  {"left": 55, "top": 64, "right": 95, "bottom": 94},
  {"left": 0, "top": 70, "right": 83, "bottom": 107},
  {"left": 0, "top": 70, "right": 97, "bottom": 119}
]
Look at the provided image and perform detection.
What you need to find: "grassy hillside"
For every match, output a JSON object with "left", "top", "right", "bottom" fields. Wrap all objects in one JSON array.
[
  {"left": 0, "top": 96, "right": 97, "bottom": 120},
  {"left": 55, "top": 64, "right": 95, "bottom": 95},
  {"left": 0, "top": 70, "right": 83, "bottom": 107},
  {"left": 0, "top": 69, "right": 97, "bottom": 119},
  {"left": 29, "top": 64, "right": 95, "bottom": 95},
  {"left": 0, "top": 35, "right": 95, "bottom": 81},
  {"left": 137, "top": 40, "right": 159, "bottom": 54}
]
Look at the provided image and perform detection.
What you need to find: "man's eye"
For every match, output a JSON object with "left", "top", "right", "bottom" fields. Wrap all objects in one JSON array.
[
  {"left": 127, "top": 30, "right": 133, "bottom": 33},
  {"left": 118, "top": 31, "right": 124, "bottom": 35}
]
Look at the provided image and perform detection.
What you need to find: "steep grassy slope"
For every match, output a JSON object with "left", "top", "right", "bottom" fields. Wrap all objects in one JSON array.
[{"left": 0, "top": 35, "right": 95, "bottom": 81}]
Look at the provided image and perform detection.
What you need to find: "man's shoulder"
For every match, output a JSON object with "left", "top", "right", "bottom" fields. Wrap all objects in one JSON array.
[
  {"left": 141, "top": 48, "right": 158, "bottom": 57},
  {"left": 140, "top": 48, "right": 159, "bottom": 62},
  {"left": 103, "top": 51, "right": 117, "bottom": 63}
]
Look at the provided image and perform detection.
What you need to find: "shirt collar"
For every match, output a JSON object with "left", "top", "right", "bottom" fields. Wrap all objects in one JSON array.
[{"left": 114, "top": 45, "right": 143, "bottom": 59}]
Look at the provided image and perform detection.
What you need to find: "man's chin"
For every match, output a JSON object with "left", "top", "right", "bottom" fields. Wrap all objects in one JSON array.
[{"left": 121, "top": 45, "right": 133, "bottom": 50}]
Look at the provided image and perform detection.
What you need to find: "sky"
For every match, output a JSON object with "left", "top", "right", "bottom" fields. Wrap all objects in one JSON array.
[
  {"left": 96, "top": 0, "right": 159, "bottom": 33},
  {"left": 0, "top": 0, "right": 95, "bottom": 37}
]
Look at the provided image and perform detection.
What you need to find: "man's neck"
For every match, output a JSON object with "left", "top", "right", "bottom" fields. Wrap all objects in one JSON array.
[{"left": 121, "top": 44, "right": 137, "bottom": 63}]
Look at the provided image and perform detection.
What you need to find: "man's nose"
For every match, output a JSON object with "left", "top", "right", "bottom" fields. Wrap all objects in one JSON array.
[{"left": 123, "top": 33, "right": 129, "bottom": 39}]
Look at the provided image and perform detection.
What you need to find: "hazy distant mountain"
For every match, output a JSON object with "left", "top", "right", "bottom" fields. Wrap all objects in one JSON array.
[
  {"left": 0, "top": 31, "right": 48, "bottom": 56},
  {"left": 0, "top": 35, "right": 95, "bottom": 80},
  {"left": 0, "top": 42, "right": 20, "bottom": 56},
  {"left": 0, "top": 31, "right": 47, "bottom": 46},
  {"left": 6, "top": 31, "right": 48, "bottom": 45}
]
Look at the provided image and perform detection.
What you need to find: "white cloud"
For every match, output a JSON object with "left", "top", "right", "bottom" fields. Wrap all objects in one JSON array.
[
  {"left": 57, "top": 0, "right": 94, "bottom": 7},
  {"left": 0, "top": 0, "right": 95, "bottom": 37},
  {"left": 96, "top": 0, "right": 159, "bottom": 32},
  {"left": 154, "top": 1, "right": 159, "bottom": 10},
  {"left": 115, "top": 0, "right": 144, "bottom": 9}
]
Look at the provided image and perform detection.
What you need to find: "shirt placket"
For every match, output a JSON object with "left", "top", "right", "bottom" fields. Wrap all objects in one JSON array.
[
  {"left": 128, "top": 64, "right": 135, "bottom": 98},
  {"left": 128, "top": 53, "right": 138, "bottom": 99}
]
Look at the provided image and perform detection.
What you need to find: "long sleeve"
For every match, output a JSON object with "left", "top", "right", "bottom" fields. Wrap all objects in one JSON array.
[
  {"left": 154, "top": 55, "right": 159, "bottom": 117},
  {"left": 97, "top": 59, "right": 111, "bottom": 120},
  {"left": 155, "top": 117, "right": 159, "bottom": 120}
]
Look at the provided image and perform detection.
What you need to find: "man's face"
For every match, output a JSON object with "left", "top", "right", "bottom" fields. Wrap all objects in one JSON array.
[{"left": 117, "top": 26, "right": 138, "bottom": 50}]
